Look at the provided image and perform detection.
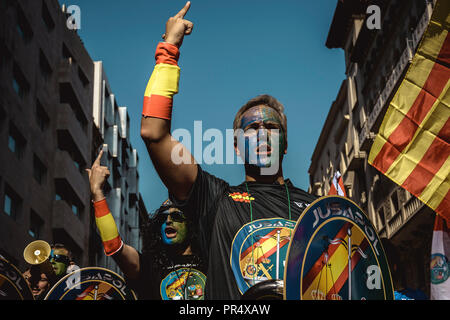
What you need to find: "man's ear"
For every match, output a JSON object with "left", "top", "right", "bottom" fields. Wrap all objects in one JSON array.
[{"left": 234, "top": 136, "right": 241, "bottom": 156}]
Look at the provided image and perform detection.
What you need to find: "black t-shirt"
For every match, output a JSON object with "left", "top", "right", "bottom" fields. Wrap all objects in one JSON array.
[
  {"left": 128, "top": 252, "right": 206, "bottom": 300},
  {"left": 172, "top": 165, "right": 317, "bottom": 300}
]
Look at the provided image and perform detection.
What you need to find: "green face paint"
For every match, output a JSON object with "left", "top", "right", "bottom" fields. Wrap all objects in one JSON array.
[
  {"left": 161, "top": 209, "right": 189, "bottom": 245},
  {"left": 50, "top": 249, "right": 69, "bottom": 276}
]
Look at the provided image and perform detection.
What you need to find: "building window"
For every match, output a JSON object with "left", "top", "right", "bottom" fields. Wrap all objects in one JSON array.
[
  {"left": 8, "top": 124, "right": 25, "bottom": 159},
  {"left": 0, "top": 104, "right": 5, "bottom": 127},
  {"left": 71, "top": 204, "right": 79, "bottom": 217},
  {"left": 377, "top": 206, "right": 385, "bottom": 229},
  {"left": 36, "top": 100, "right": 49, "bottom": 131},
  {"left": 391, "top": 191, "right": 400, "bottom": 215},
  {"left": 4, "top": 185, "right": 21, "bottom": 220},
  {"left": 41, "top": 1, "right": 55, "bottom": 31},
  {"left": 0, "top": 42, "right": 11, "bottom": 68},
  {"left": 59, "top": 83, "right": 88, "bottom": 133},
  {"left": 16, "top": 5, "right": 33, "bottom": 42},
  {"left": 8, "top": 135, "right": 16, "bottom": 153},
  {"left": 29, "top": 210, "right": 43, "bottom": 238},
  {"left": 62, "top": 43, "right": 76, "bottom": 64},
  {"left": 54, "top": 181, "right": 83, "bottom": 220},
  {"left": 33, "top": 154, "right": 47, "bottom": 185},
  {"left": 13, "top": 63, "right": 29, "bottom": 98},
  {"left": 78, "top": 66, "right": 89, "bottom": 88},
  {"left": 39, "top": 50, "right": 53, "bottom": 82},
  {"left": 69, "top": 200, "right": 83, "bottom": 219}
]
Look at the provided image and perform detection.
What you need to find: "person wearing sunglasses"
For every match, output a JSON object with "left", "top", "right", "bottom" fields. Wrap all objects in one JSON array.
[
  {"left": 87, "top": 151, "right": 206, "bottom": 300},
  {"left": 49, "top": 244, "right": 73, "bottom": 279}
]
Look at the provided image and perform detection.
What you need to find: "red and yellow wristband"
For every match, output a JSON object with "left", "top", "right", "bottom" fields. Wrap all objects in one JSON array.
[
  {"left": 93, "top": 199, "right": 123, "bottom": 256},
  {"left": 142, "top": 42, "right": 180, "bottom": 120}
]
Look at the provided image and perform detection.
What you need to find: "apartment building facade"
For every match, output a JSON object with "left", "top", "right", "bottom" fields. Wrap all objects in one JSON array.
[
  {"left": 309, "top": 0, "right": 436, "bottom": 294},
  {"left": 0, "top": 0, "right": 145, "bottom": 273}
]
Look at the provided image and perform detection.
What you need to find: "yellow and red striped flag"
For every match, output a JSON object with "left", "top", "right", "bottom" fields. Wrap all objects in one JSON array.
[{"left": 368, "top": 0, "right": 450, "bottom": 222}]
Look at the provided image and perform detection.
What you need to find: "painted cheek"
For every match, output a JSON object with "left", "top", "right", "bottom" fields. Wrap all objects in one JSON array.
[
  {"left": 175, "top": 223, "right": 188, "bottom": 243},
  {"left": 161, "top": 222, "right": 173, "bottom": 245}
]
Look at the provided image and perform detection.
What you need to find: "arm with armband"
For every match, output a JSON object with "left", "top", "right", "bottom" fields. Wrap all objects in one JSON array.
[
  {"left": 87, "top": 150, "right": 140, "bottom": 279},
  {"left": 140, "top": 1, "right": 197, "bottom": 202}
]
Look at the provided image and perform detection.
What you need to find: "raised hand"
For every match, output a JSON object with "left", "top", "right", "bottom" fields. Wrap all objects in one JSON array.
[
  {"left": 163, "top": 1, "right": 194, "bottom": 48},
  {"left": 86, "top": 149, "right": 110, "bottom": 202}
]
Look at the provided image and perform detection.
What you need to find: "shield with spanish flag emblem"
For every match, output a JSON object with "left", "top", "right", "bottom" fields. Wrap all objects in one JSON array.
[
  {"left": 231, "top": 218, "right": 296, "bottom": 295},
  {"left": 44, "top": 267, "right": 136, "bottom": 300},
  {"left": 0, "top": 257, "right": 34, "bottom": 300},
  {"left": 284, "top": 196, "right": 394, "bottom": 300}
]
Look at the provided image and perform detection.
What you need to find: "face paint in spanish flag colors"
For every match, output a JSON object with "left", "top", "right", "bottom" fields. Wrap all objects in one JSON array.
[{"left": 368, "top": 0, "right": 450, "bottom": 221}]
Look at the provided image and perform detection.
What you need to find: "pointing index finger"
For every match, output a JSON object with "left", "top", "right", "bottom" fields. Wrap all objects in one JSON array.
[
  {"left": 174, "top": 1, "right": 191, "bottom": 19},
  {"left": 93, "top": 149, "right": 104, "bottom": 166}
]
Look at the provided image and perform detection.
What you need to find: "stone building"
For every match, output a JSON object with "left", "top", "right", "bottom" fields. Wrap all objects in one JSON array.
[{"left": 309, "top": 0, "right": 436, "bottom": 295}]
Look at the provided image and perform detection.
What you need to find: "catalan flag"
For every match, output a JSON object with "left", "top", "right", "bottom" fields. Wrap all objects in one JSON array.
[{"left": 369, "top": 0, "right": 450, "bottom": 222}]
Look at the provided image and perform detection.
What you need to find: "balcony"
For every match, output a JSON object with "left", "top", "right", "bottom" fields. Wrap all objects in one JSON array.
[
  {"left": 347, "top": 147, "right": 366, "bottom": 171},
  {"left": 54, "top": 150, "right": 88, "bottom": 204},
  {"left": 358, "top": 7, "right": 431, "bottom": 151},
  {"left": 52, "top": 199, "right": 85, "bottom": 251},
  {"left": 58, "top": 58, "right": 90, "bottom": 116},
  {"left": 56, "top": 103, "right": 88, "bottom": 163},
  {"left": 377, "top": 188, "right": 426, "bottom": 239}
]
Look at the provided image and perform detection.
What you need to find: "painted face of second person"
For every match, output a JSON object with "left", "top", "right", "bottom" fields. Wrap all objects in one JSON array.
[{"left": 160, "top": 208, "right": 189, "bottom": 245}]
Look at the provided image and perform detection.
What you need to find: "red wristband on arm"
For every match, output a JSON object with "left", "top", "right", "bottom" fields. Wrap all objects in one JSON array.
[
  {"left": 142, "top": 42, "right": 180, "bottom": 120},
  {"left": 94, "top": 199, "right": 124, "bottom": 256}
]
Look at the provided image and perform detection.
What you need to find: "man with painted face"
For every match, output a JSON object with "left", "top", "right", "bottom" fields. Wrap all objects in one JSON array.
[
  {"left": 138, "top": 2, "right": 316, "bottom": 299},
  {"left": 132, "top": 199, "right": 206, "bottom": 300},
  {"left": 87, "top": 151, "right": 205, "bottom": 300},
  {"left": 49, "top": 244, "right": 73, "bottom": 279}
]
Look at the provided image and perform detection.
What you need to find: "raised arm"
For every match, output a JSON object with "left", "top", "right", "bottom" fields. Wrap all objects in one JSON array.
[
  {"left": 140, "top": 1, "right": 197, "bottom": 201},
  {"left": 87, "top": 150, "right": 140, "bottom": 280}
]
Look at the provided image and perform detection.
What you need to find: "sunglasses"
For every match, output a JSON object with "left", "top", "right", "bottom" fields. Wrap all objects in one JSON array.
[
  {"left": 49, "top": 254, "right": 70, "bottom": 265},
  {"left": 157, "top": 209, "right": 186, "bottom": 223}
]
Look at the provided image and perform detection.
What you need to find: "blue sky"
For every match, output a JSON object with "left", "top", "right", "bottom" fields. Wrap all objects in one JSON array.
[{"left": 72, "top": 0, "right": 345, "bottom": 214}]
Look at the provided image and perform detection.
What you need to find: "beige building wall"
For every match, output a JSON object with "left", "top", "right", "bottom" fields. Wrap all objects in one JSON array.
[{"left": 309, "top": 0, "right": 437, "bottom": 296}]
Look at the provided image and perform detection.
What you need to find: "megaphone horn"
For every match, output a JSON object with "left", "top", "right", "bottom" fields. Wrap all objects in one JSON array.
[
  {"left": 23, "top": 240, "right": 51, "bottom": 265},
  {"left": 23, "top": 240, "right": 55, "bottom": 277}
]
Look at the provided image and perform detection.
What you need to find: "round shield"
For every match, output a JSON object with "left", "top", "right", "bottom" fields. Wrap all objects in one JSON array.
[
  {"left": 0, "top": 257, "right": 34, "bottom": 300},
  {"left": 284, "top": 196, "right": 394, "bottom": 300},
  {"left": 44, "top": 267, "right": 136, "bottom": 300}
]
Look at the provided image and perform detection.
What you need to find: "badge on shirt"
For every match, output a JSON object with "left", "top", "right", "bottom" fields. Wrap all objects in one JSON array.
[
  {"left": 230, "top": 218, "right": 296, "bottom": 295},
  {"left": 160, "top": 267, "right": 206, "bottom": 300}
]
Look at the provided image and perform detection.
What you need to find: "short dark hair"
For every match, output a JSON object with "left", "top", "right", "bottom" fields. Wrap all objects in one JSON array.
[
  {"left": 233, "top": 94, "right": 288, "bottom": 149},
  {"left": 51, "top": 243, "right": 72, "bottom": 261}
]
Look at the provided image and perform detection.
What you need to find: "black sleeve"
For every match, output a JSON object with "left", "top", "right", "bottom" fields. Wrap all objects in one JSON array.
[
  {"left": 170, "top": 165, "right": 229, "bottom": 252},
  {"left": 125, "top": 252, "right": 155, "bottom": 300}
]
